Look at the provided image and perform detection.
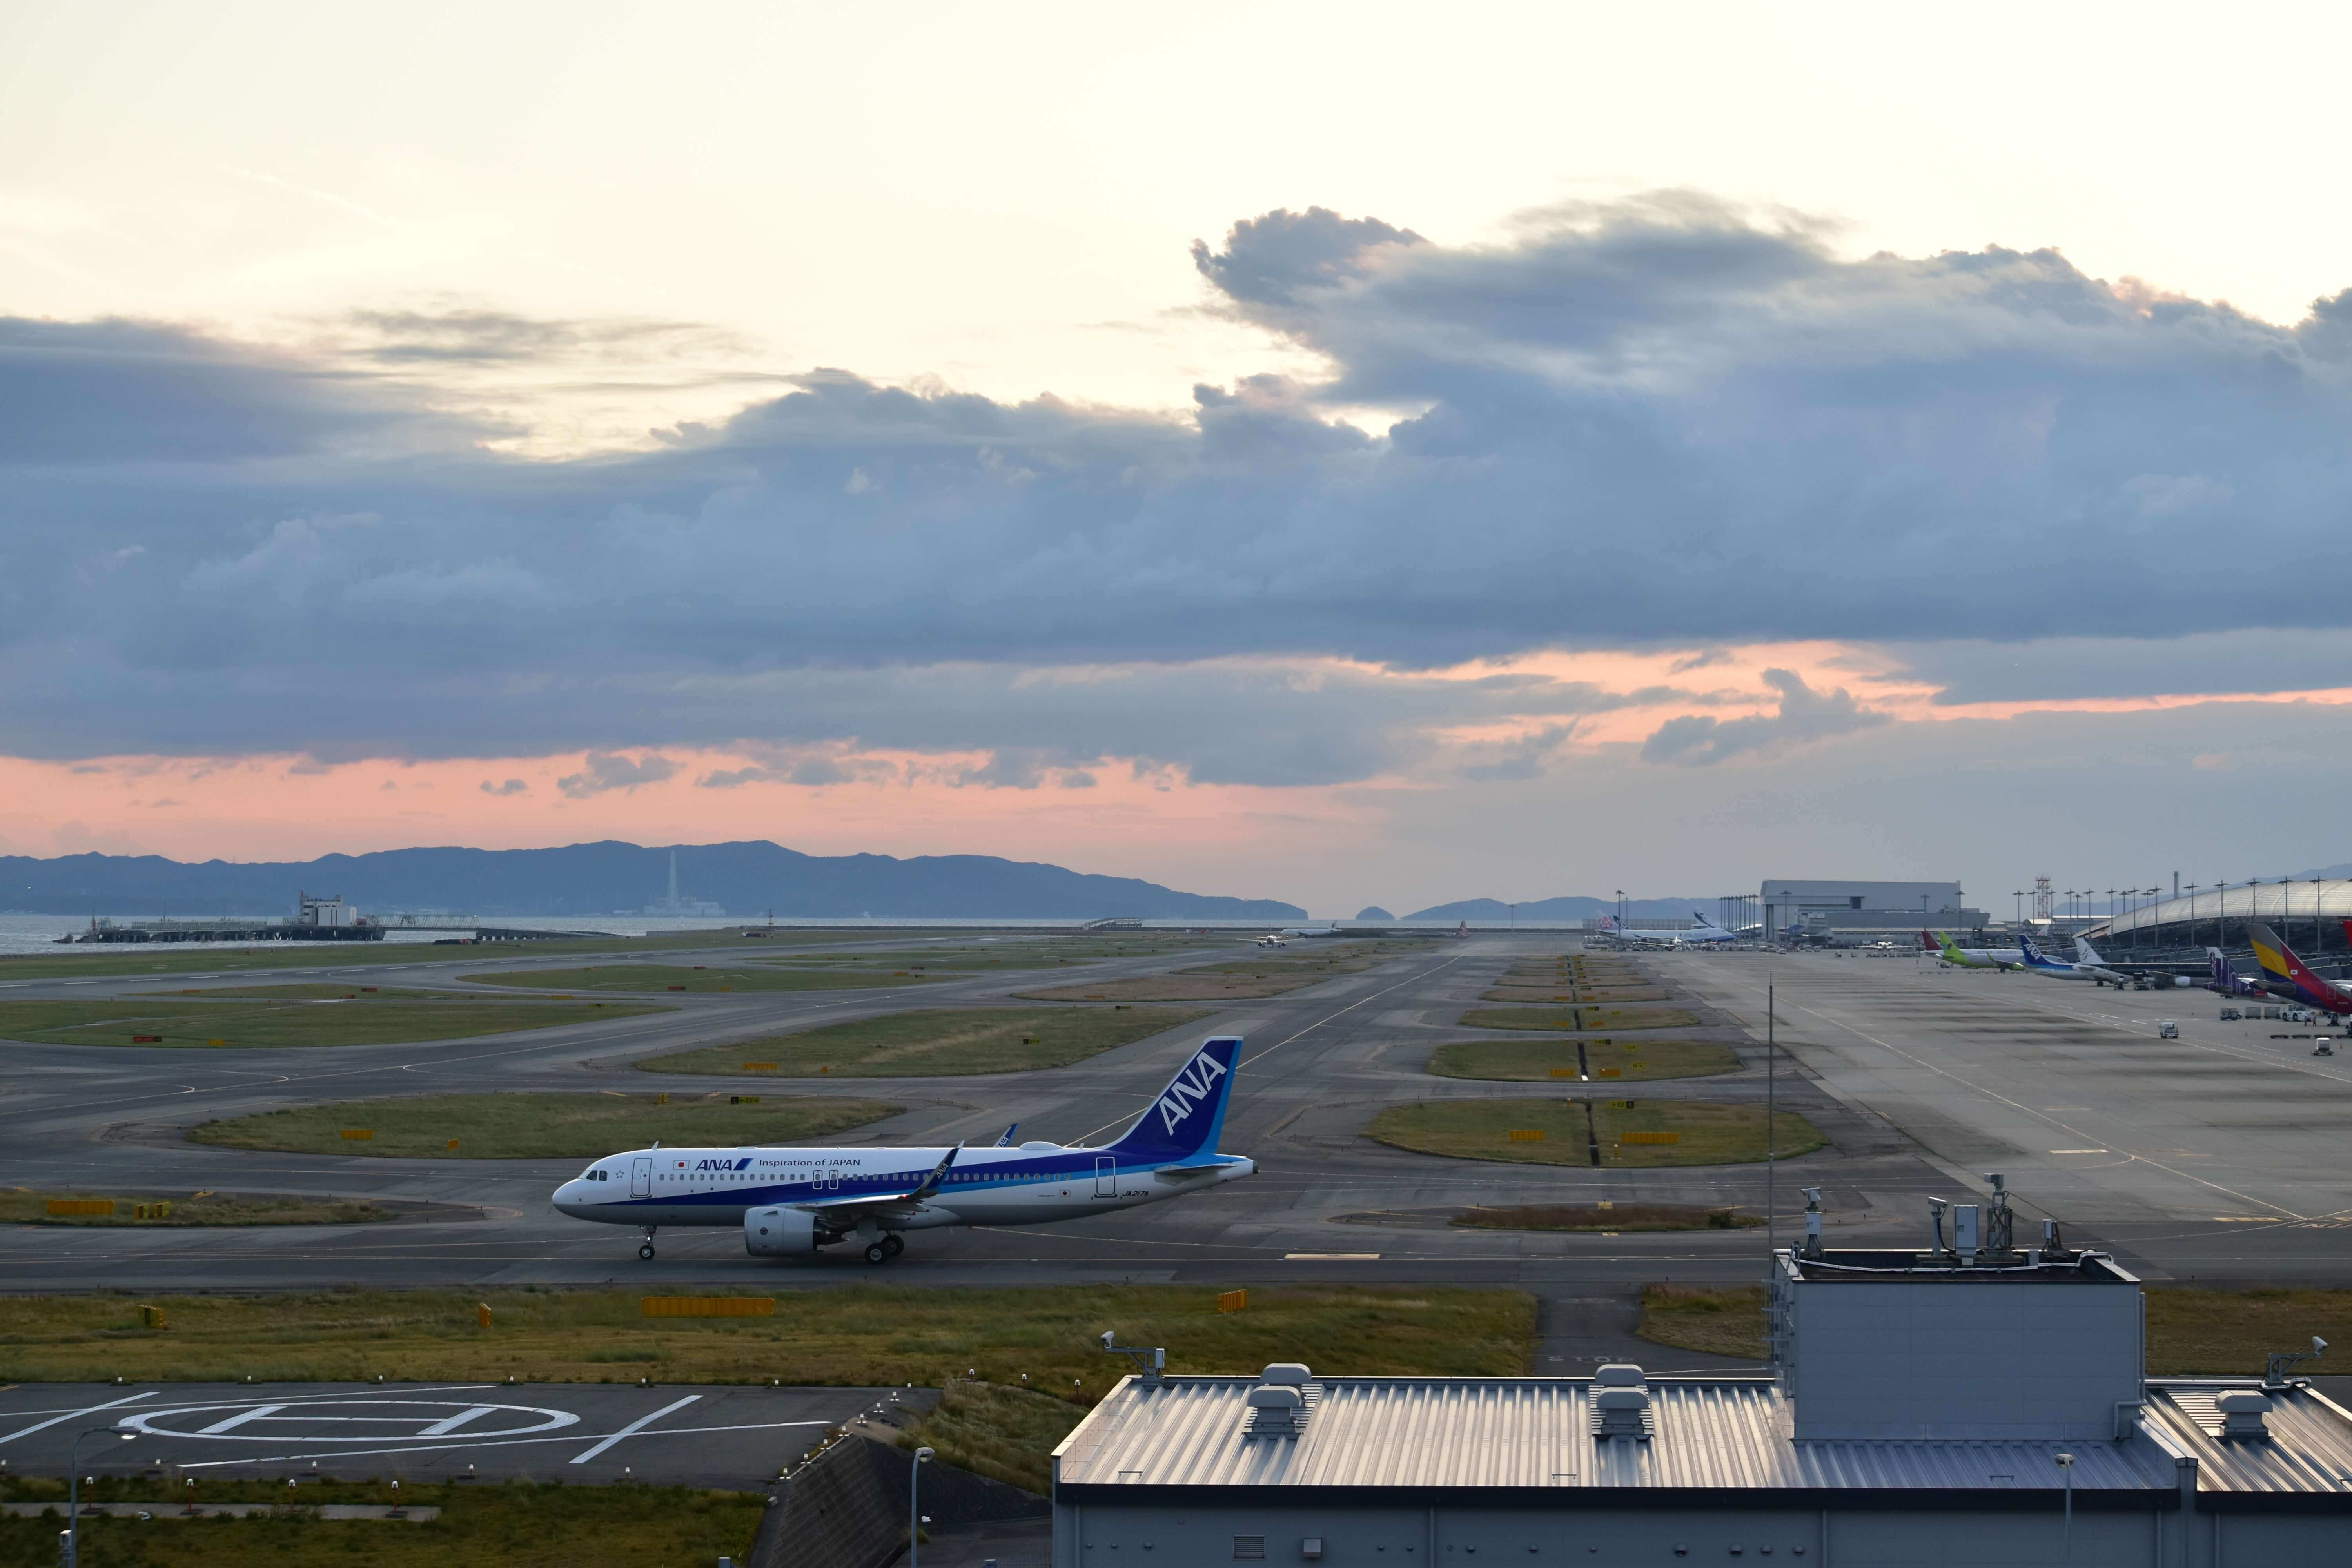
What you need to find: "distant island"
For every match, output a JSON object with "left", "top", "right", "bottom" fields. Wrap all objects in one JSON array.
[
  {"left": 0, "top": 840, "right": 1307, "bottom": 922},
  {"left": 1403, "top": 895, "right": 1717, "bottom": 923}
]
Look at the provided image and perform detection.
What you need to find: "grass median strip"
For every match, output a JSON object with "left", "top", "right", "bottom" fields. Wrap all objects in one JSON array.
[
  {"left": 1638, "top": 1282, "right": 2352, "bottom": 1374},
  {"left": 638, "top": 1005, "right": 1216, "bottom": 1077},
  {"left": 463, "top": 963, "right": 935, "bottom": 993},
  {"left": 189, "top": 1092, "right": 898, "bottom": 1159},
  {"left": 1457, "top": 1005, "right": 1700, "bottom": 1033},
  {"left": 1427, "top": 1037, "right": 1741, "bottom": 1083},
  {"left": 0, "top": 996, "right": 662, "bottom": 1049},
  {"left": 1453, "top": 1203, "right": 1761, "bottom": 1233},
  {"left": 1367, "top": 1097, "right": 1826, "bottom": 1167},
  {"left": 0, "top": 1189, "right": 410, "bottom": 1226},
  {"left": 0, "top": 1479, "right": 762, "bottom": 1568},
  {"left": 0, "top": 1283, "right": 1534, "bottom": 1388}
]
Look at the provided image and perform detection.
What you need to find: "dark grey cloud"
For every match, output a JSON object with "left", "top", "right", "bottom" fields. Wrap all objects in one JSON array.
[
  {"left": 7, "top": 192, "right": 2352, "bottom": 774},
  {"left": 555, "top": 752, "right": 681, "bottom": 798},
  {"left": 479, "top": 777, "right": 529, "bottom": 795},
  {"left": 1640, "top": 670, "right": 1887, "bottom": 767},
  {"left": 1882, "top": 630, "right": 2352, "bottom": 706}
]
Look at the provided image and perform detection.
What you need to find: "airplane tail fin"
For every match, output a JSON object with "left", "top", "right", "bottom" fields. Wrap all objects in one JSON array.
[
  {"left": 2018, "top": 934, "right": 2043, "bottom": 963},
  {"left": 2209, "top": 948, "right": 2238, "bottom": 992},
  {"left": 2075, "top": 936, "right": 2107, "bottom": 965},
  {"left": 1106, "top": 1036, "right": 1241, "bottom": 1163},
  {"left": 1918, "top": 930, "right": 1939, "bottom": 951},
  {"left": 2248, "top": 922, "right": 2299, "bottom": 983}
]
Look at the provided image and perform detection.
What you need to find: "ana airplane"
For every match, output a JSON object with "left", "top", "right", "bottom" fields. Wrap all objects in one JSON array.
[
  {"left": 552, "top": 1036, "right": 1254, "bottom": 1263},
  {"left": 1922, "top": 931, "right": 2023, "bottom": 971},
  {"left": 2017, "top": 935, "right": 2131, "bottom": 985},
  {"left": 2248, "top": 923, "right": 2352, "bottom": 1016}
]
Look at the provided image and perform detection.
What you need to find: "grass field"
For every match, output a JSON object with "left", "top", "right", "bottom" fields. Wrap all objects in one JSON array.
[
  {"left": 1638, "top": 1283, "right": 2352, "bottom": 1374},
  {"left": 0, "top": 1190, "right": 403, "bottom": 1227},
  {"left": 636, "top": 1005, "right": 1215, "bottom": 1077},
  {"left": 0, "top": 927, "right": 873, "bottom": 983},
  {"left": 0, "top": 996, "right": 661, "bottom": 1049},
  {"left": 0, "top": 1479, "right": 762, "bottom": 1568},
  {"left": 0, "top": 1283, "right": 1535, "bottom": 1388},
  {"left": 1367, "top": 1097, "right": 1827, "bottom": 1168},
  {"left": 896, "top": 1381, "right": 1087, "bottom": 1492},
  {"left": 1452, "top": 1204, "right": 1760, "bottom": 1233},
  {"left": 1457, "top": 1005, "right": 1702, "bottom": 1033},
  {"left": 188, "top": 1092, "right": 898, "bottom": 1159},
  {"left": 1426, "top": 1037, "right": 1741, "bottom": 1083},
  {"left": 462, "top": 963, "right": 935, "bottom": 993}
]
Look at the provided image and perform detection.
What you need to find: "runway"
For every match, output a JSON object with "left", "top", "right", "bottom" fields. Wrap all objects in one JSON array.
[{"left": 5, "top": 934, "right": 2352, "bottom": 1327}]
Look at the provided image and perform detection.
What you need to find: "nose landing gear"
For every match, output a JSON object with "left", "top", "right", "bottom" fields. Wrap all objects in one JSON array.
[
  {"left": 863, "top": 1233, "right": 906, "bottom": 1264},
  {"left": 638, "top": 1225, "right": 658, "bottom": 1261}
]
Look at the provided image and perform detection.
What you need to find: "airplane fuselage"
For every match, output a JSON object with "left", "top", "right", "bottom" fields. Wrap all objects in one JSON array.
[{"left": 553, "top": 1142, "right": 1253, "bottom": 1230}]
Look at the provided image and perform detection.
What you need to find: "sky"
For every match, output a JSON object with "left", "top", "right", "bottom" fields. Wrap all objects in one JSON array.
[{"left": 5, "top": 1, "right": 2352, "bottom": 917}]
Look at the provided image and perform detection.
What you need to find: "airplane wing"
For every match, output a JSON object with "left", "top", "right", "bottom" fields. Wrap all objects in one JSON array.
[{"left": 790, "top": 1144, "right": 961, "bottom": 1219}]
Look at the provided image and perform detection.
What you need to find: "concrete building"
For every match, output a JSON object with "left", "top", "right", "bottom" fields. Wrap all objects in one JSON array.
[
  {"left": 1053, "top": 1230, "right": 2352, "bottom": 1564},
  {"left": 1759, "top": 880, "right": 1986, "bottom": 941}
]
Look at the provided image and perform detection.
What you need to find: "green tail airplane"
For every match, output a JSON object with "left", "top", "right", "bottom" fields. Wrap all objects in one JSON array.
[{"left": 1921, "top": 929, "right": 2024, "bottom": 971}]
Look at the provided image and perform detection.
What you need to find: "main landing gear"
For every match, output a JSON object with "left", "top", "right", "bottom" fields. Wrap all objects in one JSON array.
[
  {"left": 863, "top": 1234, "right": 906, "bottom": 1265},
  {"left": 639, "top": 1225, "right": 658, "bottom": 1261}
]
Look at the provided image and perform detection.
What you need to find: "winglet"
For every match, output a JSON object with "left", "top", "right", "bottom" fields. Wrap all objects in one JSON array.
[
  {"left": 994, "top": 1123, "right": 1019, "bottom": 1148},
  {"left": 911, "top": 1143, "right": 962, "bottom": 1199}
]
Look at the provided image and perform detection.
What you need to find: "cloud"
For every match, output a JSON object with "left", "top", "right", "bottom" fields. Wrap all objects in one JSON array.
[
  {"left": 479, "top": 777, "right": 529, "bottom": 795},
  {"left": 696, "top": 766, "right": 772, "bottom": 789},
  {"left": 1460, "top": 722, "right": 1578, "bottom": 782},
  {"left": 555, "top": 752, "right": 680, "bottom": 798},
  {"left": 9, "top": 193, "right": 2352, "bottom": 777},
  {"left": 1640, "top": 669, "right": 1887, "bottom": 766},
  {"left": 1669, "top": 648, "right": 1735, "bottom": 675}
]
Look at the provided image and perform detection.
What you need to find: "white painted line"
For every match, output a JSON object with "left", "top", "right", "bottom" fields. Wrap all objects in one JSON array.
[
  {"left": 568, "top": 1395, "right": 700, "bottom": 1464},
  {"left": 0, "top": 1390, "right": 156, "bottom": 1445},
  {"left": 415, "top": 1406, "right": 500, "bottom": 1436},
  {"left": 1284, "top": 1252, "right": 1380, "bottom": 1260},
  {"left": 196, "top": 1405, "right": 286, "bottom": 1435},
  {"left": 2049, "top": 1149, "right": 2110, "bottom": 1154},
  {"left": 170, "top": 1415, "right": 826, "bottom": 1471}
]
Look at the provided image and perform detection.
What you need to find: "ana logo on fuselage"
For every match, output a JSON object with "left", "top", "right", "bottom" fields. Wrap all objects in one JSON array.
[
  {"left": 694, "top": 1157, "right": 755, "bottom": 1172},
  {"left": 1157, "top": 1050, "right": 1228, "bottom": 1135}
]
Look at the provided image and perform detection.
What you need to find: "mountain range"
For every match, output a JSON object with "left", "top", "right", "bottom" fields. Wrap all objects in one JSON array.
[
  {"left": 1398, "top": 895, "right": 1719, "bottom": 923},
  {"left": 0, "top": 842, "right": 1306, "bottom": 922}
]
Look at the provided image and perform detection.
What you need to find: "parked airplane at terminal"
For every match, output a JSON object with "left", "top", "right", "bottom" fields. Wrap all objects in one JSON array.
[
  {"left": 2073, "top": 937, "right": 2193, "bottom": 989},
  {"left": 551, "top": 1037, "right": 1254, "bottom": 1263},
  {"left": 1921, "top": 931, "right": 2022, "bottom": 971},
  {"left": 2248, "top": 923, "right": 2352, "bottom": 1017},
  {"left": 2017, "top": 935, "right": 2130, "bottom": 985},
  {"left": 2207, "top": 948, "right": 2270, "bottom": 999},
  {"left": 1599, "top": 912, "right": 1739, "bottom": 946}
]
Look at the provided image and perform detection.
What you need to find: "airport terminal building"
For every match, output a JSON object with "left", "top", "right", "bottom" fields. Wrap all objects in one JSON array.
[{"left": 1053, "top": 1246, "right": 2352, "bottom": 1566}]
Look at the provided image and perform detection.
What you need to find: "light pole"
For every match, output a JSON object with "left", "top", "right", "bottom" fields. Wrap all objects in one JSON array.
[
  {"left": 909, "top": 1445, "right": 934, "bottom": 1568},
  {"left": 67, "top": 1425, "right": 135, "bottom": 1567},
  {"left": 2186, "top": 886, "right": 2198, "bottom": 954}
]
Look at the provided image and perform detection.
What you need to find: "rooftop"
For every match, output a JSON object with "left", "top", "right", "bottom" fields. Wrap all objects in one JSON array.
[{"left": 1054, "top": 1370, "right": 2352, "bottom": 1504}]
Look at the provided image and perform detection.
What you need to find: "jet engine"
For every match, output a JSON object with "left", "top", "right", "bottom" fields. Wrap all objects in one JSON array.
[{"left": 745, "top": 1204, "right": 822, "bottom": 1256}]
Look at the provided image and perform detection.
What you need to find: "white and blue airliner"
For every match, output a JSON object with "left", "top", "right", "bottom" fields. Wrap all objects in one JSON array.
[{"left": 552, "top": 1036, "right": 1253, "bottom": 1263}]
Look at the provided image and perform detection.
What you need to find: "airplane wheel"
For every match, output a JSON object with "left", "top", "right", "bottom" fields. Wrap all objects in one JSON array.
[
  {"left": 882, "top": 1234, "right": 904, "bottom": 1258},
  {"left": 864, "top": 1242, "right": 888, "bottom": 1265},
  {"left": 638, "top": 1243, "right": 655, "bottom": 1261}
]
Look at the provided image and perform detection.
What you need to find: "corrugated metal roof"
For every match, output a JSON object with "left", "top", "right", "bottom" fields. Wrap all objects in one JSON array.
[
  {"left": 2147, "top": 1382, "right": 2352, "bottom": 1495},
  {"left": 1055, "top": 1377, "right": 2169, "bottom": 1494}
]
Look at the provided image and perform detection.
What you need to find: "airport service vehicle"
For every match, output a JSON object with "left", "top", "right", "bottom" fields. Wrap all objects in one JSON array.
[
  {"left": 552, "top": 1036, "right": 1254, "bottom": 1263},
  {"left": 2220, "top": 1007, "right": 2243, "bottom": 1021},
  {"left": 1923, "top": 931, "right": 2024, "bottom": 971},
  {"left": 2016, "top": 935, "right": 2132, "bottom": 986},
  {"left": 2248, "top": 922, "right": 2352, "bottom": 1020},
  {"left": 2158, "top": 1020, "right": 2180, "bottom": 1039}
]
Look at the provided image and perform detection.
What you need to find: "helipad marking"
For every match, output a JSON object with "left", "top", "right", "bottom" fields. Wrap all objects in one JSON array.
[{"left": 124, "top": 1400, "right": 581, "bottom": 1443}]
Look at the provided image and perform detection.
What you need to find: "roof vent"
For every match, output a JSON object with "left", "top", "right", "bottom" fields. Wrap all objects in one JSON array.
[
  {"left": 1593, "top": 1387, "right": 1653, "bottom": 1441},
  {"left": 1594, "top": 1363, "right": 1645, "bottom": 1387},
  {"left": 1245, "top": 1384, "right": 1304, "bottom": 1437},
  {"left": 2217, "top": 1391, "right": 2273, "bottom": 1439},
  {"left": 1261, "top": 1363, "right": 1311, "bottom": 1386}
]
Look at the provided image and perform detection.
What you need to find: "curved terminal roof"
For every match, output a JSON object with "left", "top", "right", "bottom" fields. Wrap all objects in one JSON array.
[{"left": 2086, "top": 878, "right": 2352, "bottom": 941}]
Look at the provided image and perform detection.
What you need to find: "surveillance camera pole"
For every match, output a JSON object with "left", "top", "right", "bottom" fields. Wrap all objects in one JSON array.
[
  {"left": 910, "top": 1446, "right": 933, "bottom": 1568},
  {"left": 1100, "top": 1331, "right": 1165, "bottom": 1386},
  {"left": 66, "top": 1426, "right": 134, "bottom": 1568},
  {"left": 2055, "top": 1451, "right": 2074, "bottom": 1561}
]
